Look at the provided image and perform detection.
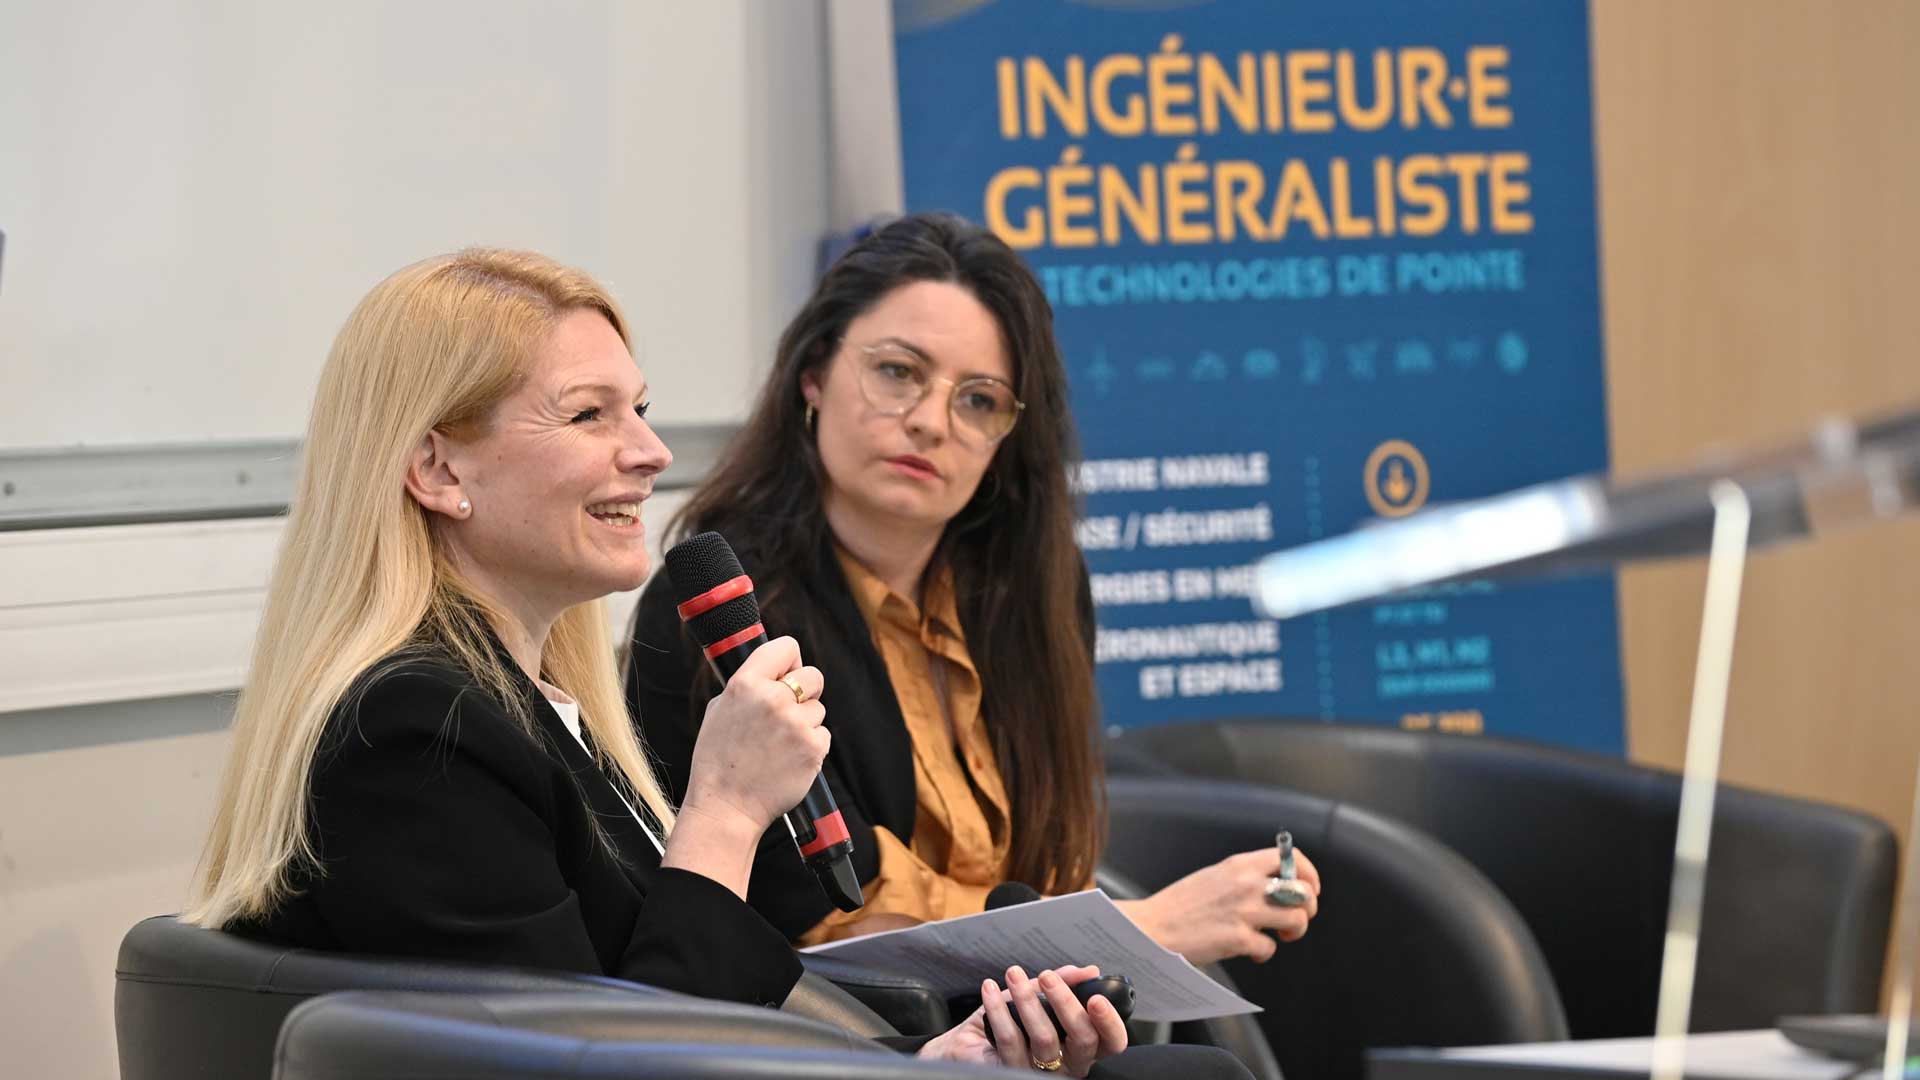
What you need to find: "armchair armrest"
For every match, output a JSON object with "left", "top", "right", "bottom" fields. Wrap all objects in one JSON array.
[{"left": 799, "top": 953, "right": 952, "bottom": 1036}]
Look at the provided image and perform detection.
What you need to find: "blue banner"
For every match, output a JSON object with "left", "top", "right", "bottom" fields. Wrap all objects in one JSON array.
[{"left": 893, "top": 0, "right": 1623, "bottom": 752}]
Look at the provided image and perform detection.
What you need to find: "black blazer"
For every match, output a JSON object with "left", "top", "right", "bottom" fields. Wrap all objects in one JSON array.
[
  {"left": 241, "top": 642, "right": 802, "bottom": 1007},
  {"left": 627, "top": 535, "right": 920, "bottom": 940}
]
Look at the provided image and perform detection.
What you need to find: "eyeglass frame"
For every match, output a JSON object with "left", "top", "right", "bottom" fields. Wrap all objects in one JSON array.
[{"left": 847, "top": 342, "right": 1027, "bottom": 443}]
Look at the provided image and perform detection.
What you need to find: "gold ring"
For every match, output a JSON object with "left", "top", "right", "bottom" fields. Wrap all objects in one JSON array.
[
  {"left": 1031, "top": 1055, "right": 1064, "bottom": 1072},
  {"left": 780, "top": 674, "right": 809, "bottom": 704}
]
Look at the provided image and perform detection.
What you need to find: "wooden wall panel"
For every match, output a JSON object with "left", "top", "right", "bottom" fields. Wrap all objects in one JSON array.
[{"left": 1590, "top": 1, "right": 1920, "bottom": 858}]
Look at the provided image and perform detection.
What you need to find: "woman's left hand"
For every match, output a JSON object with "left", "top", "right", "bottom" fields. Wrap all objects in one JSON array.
[
  {"left": 917, "top": 964, "right": 1127, "bottom": 1076},
  {"left": 1116, "top": 845, "right": 1323, "bottom": 966}
]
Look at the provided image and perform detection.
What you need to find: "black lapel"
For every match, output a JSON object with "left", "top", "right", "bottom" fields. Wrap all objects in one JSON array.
[
  {"left": 763, "top": 535, "right": 920, "bottom": 842},
  {"left": 487, "top": 631, "right": 666, "bottom": 895}
]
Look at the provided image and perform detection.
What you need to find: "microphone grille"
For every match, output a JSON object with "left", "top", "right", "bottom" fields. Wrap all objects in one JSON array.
[
  {"left": 664, "top": 532, "right": 764, "bottom": 647},
  {"left": 985, "top": 882, "right": 1042, "bottom": 911},
  {"left": 686, "top": 592, "right": 762, "bottom": 645},
  {"left": 664, "top": 531, "right": 746, "bottom": 602}
]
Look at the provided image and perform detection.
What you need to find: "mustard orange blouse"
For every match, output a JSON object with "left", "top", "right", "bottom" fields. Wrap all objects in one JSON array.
[{"left": 797, "top": 548, "right": 1012, "bottom": 946}]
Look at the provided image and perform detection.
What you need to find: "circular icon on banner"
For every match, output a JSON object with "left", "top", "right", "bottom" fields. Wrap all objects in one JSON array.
[{"left": 1364, "top": 439, "right": 1430, "bottom": 518}]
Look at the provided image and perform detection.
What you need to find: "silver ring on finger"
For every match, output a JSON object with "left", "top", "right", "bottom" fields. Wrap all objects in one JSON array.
[{"left": 1264, "top": 876, "right": 1310, "bottom": 908}]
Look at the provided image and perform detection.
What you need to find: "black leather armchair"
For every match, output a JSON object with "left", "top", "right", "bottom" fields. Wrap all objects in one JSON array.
[
  {"left": 271, "top": 990, "right": 972, "bottom": 1080},
  {"left": 798, "top": 952, "right": 953, "bottom": 1036},
  {"left": 1103, "top": 776, "right": 1569, "bottom": 1080},
  {"left": 115, "top": 915, "right": 894, "bottom": 1080},
  {"left": 1109, "top": 720, "right": 1899, "bottom": 1039},
  {"left": 271, "top": 989, "right": 1258, "bottom": 1079}
]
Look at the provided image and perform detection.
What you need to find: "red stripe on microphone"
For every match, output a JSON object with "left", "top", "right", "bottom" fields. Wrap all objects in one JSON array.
[
  {"left": 676, "top": 575, "right": 753, "bottom": 620},
  {"left": 702, "top": 623, "right": 765, "bottom": 659},
  {"left": 798, "top": 811, "right": 852, "bottom": 857}
]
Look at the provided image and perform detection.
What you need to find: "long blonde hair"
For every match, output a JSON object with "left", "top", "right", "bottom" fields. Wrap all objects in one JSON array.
[{"left": 186, "top": 248, "right": 676, "bottom": 928}]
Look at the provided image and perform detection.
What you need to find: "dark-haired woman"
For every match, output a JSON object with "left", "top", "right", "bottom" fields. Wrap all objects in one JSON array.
[{"left": 626, "top": 213, "right": 1320, "bottom": 969}]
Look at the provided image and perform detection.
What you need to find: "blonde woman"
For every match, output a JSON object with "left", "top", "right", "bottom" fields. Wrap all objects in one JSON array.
[{"left": 183, "top": 249, "right": 1135, "bottom": 1075}]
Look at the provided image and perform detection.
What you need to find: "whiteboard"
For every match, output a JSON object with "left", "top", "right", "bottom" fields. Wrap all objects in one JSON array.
[{"left": 0, "top": 0, "right": 828, "bottom": 451}]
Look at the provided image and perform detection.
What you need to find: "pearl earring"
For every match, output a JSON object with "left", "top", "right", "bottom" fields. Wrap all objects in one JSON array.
[{"left": 457, "top": 499, "right": 470, "bottom": 514}]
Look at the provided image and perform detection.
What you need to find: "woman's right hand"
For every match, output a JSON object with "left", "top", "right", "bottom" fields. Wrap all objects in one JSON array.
[
  {"left": 661, "top": 637, "right": 827, "bottom": 898},
  {"left": 680, "top": 636, "right": 829, "bottom": 835}
]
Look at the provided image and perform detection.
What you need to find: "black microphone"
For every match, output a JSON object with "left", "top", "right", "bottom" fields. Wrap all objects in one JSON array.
[
  {"left": 663, "top": 532, "right": 863, "bottom": 912},
  {"left": 973, "top": 880, "right": 1139, "bottom": 1045},
  {"left": 986, "top": 882, "right": 1042, "bottom": 911}
]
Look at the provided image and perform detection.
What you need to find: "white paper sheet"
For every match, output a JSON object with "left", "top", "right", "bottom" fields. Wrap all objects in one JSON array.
[{"left": 801, "top": 889, "right": 1260, "bottom": 1023}]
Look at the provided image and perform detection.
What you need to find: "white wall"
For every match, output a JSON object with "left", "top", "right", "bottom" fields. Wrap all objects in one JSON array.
[
  {"left": 0, "top": 1, "right": 830, "bottom": 1074},
  {"left": 0, "top": 1, "right": 829, "bottom": 449},
  {"left": 0, "top": 707, "right": 232, "bottom": 1079},
  {"left": 826, "top": 0, "right": 904, "bottom": 231}
]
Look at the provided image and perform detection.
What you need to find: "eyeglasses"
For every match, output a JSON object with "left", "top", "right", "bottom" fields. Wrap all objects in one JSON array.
[{"left": 853, "top": 344, "right": 1025, "bottom": 443}]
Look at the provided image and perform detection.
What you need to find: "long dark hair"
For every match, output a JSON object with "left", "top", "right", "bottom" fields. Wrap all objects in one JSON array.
[{"left": 669, "top": 212, "right": 1102, "bottom": 893}]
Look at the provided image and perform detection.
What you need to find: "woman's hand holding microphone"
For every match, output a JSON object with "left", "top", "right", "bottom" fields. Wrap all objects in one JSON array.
[
  {"left": 919, "top": 964, "right": 1128, "bottom": 1075},
  {"left": 660, "top": 636, "right": 828, "bottom": 898}
]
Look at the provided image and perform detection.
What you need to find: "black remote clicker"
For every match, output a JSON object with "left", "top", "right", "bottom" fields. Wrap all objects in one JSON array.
[{"left": 982, "top": 974, "right": 1136, "bottom": 1048}]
